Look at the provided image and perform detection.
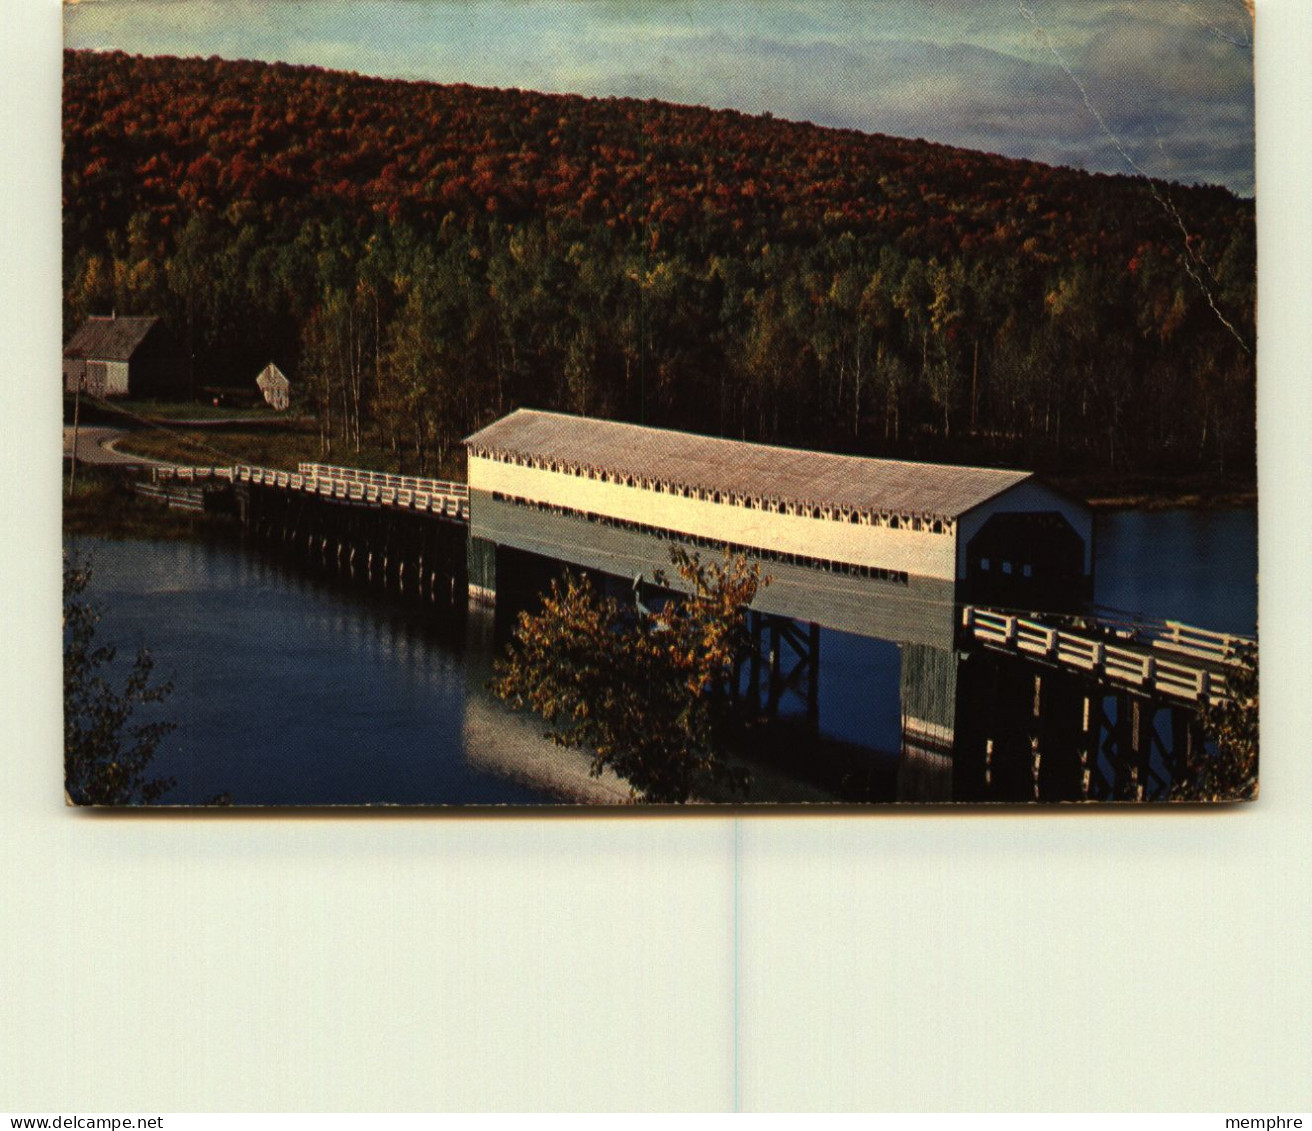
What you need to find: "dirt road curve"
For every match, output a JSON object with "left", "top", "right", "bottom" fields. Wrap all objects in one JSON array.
[{"left": 62, "top": 426, "right": 168, "bottom": 468}]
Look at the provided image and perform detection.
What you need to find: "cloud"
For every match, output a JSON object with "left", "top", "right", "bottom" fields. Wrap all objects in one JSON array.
[{"left": 64, "top": 0, "right": 1254, "bottom": 194}]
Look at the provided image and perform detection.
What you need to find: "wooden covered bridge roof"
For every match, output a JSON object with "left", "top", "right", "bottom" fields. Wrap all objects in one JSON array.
[{"left": 465, "top": 410, "right": 1035, "bottom": 521}]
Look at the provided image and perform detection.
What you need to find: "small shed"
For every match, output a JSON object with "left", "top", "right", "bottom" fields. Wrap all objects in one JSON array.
[
  {"left": 63, "top": 314, "right": 182, "bottom": 398},
  {"left": 256, "top": 363, "right": 291, "bottom": 411}
]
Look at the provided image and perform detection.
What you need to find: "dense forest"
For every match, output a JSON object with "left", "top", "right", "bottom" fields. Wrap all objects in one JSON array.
[{"left": 63, "top": 50, "right": 1256, "bottom": 483}]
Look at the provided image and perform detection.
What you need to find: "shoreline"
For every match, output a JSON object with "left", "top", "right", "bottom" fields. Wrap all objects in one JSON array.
[
  {"left": 1047, "top": 471, "right": 1257, "bottom": 512},
  {"left": 1081, "top": 489, "right": 1257, "bottom": 512},
  {"left": 63, "top": 465, "right": 240, "bottom": 542},
  {"left": 72, "top": 400, "right": 1258, "bottom": 514}
]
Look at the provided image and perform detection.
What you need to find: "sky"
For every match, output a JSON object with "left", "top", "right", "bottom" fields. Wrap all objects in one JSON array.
[{"left": 63, "top": 0, "right": 1256, "bottom": 195}]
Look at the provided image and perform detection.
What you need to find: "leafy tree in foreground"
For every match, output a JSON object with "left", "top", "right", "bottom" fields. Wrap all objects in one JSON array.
[
  {"left": 1171, "top": 642, "right": 1259, "bottom": 802},
  {"left": 64, "top": 550, "right": 177, "bottom": 805},
  {"left": 491, "top": 548, "right": 766, "bottom": 803}
]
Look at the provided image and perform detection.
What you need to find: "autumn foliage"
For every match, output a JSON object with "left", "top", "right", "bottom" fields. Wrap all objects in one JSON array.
[
  {"left": 491, "top": 549, "right": 765, "bottom": 803},
  {"left": 64, "top": 50, "right": 1256, "bottom": 482},
  {"left": 1172, "top": 645, "right": 1259, "bottom": 802}
]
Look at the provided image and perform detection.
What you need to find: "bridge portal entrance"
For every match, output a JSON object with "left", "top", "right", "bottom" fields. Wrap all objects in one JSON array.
[{"left": 964, "top": 511, "right": 1086, "bottom": 612}]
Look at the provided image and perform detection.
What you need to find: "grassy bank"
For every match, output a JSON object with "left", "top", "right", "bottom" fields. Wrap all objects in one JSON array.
[
  {"left": 1049, "top": 470, "right": 1257, "bottom": 511},
  {"left": 114, "top": 424, "right": 467, "bottom": 480},
  {"left": 113, "top": 399, "right": 289, "bottom": 423},
  {"left": 113, "top": 422, "right": 329, "bottom": 471},
  {"left": 64, "top": 394, "right": 294, "bottom": 426},
  {"left": 63, "top": 465, "right": 237, "bottom": 541}
]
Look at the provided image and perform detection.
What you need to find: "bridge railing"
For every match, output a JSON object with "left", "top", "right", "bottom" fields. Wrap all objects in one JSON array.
[
  {"left": 295, "top": 462, "right": 470, "bottom": 519},
  {"left": 296, "top": 462, "right": 468, "bottom": 495},
  {"left": 218, "top": 462, "right": 471, "bottom": 519},
  {"left": 961, "top": 607, "right": 1243, "bottom": 704},
  {"left": 1149, "top": 621, "right": 1253, "bottom": 666},
  {"left": 151, "top": 465, "right": 235, "bottom": 483},
  {"left": 150, "top": 462, "right": 472, "bottom": 521}
]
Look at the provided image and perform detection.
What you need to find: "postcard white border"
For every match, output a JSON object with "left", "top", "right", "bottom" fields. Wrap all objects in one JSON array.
[{"left": 3, "top": 0, "right": 1308, "bottom": 1111}]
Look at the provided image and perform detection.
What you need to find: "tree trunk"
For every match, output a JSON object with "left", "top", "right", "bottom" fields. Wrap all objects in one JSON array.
[{"left": 970, "top": 337, "right": 979, "bottom": 430}]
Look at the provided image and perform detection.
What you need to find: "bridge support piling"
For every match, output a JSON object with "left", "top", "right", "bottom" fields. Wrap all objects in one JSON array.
[
  {"left": 1079, "top": 694, "right": 1101, "bottom": 800},
  {"left": 1130, "top": 699, "right": 1152, "bottom": 801},
  {"left": 807, "top": 622, "right": 820, "bottom": 727},
  {"left": 767, "top": 620, "right": 782, "bottom": 715},
  {"left": 466, "top": 536, "right": 497, "bottom": 608},
  {"left": 234, "top": 474, "right": 470, "bottom": 615},
  {"left": 1031, "top": 674, "right": 1043, "bottom": 802},
  {"left": 897, "top": 643, "right": 960, "bottom": 801},
  {"left": 954, "top": 652, "right": 1090, "bottom": 802},
  {"left": 741, "top": 612, "right": 820, "bottom": 727},
  {"left": 747, "top": 613, "right": 763, "bottom": 713},
  {"left": 1171, "top": 707, "right": 1200, "bottom": 767}
]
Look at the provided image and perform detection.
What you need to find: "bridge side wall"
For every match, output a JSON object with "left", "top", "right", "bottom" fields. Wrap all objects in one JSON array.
[
  {"left": 470, "top": 489, "right": 957, "bottom": 648},
  {"left": 468, "top": 455, "right": 959, "bottom": 582}
]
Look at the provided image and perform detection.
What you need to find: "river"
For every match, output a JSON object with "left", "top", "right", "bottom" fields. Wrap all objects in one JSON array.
[{"left": 65, "top": 505, "right": 1256, "bottom": 806}]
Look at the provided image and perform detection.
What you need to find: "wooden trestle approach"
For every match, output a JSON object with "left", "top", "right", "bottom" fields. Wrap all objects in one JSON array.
[
  {"left": 142, "top": 410, "right": 1252, "bottom": 802},
  {"left": 951, "top": 609, "right": 1250, "bottom": 802}
]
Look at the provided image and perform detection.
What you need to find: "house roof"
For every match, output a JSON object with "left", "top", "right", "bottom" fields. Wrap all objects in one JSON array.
[
  {"left": 64, "top": 316, "right": 159, "bottom": 362},
  {"left": 464, "top": 409, "right": 1036, "bottom": 520}
]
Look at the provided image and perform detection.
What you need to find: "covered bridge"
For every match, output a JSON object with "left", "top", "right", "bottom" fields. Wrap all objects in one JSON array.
[{"left": 464, "top": 410, "right": 1092, "bottom": 649}]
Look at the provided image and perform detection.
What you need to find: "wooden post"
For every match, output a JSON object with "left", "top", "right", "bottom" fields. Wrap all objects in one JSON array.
[
  {"left": 68, "top": 376, "right": 82, "bottom": 499},
  {"left": 1079, "top": 693, "right": 1094, "bottom": 800},
  {"left": 806, "top": 621, "right": 821, "bottom": 727},
  {"left": 1031, "top": 673, "right": 1043, "bottom": 801},
  {"left": 1170, "top": 706, "right": 1199, "bottom": 782},
  {"left": 1129, "top": 698, "right": 1153, "bottom": 801},
  {"left": 767, "top": 618, "right": 782, "bottom": 715},
  {"left": 748, "top": 611, "right": 762, "bottom": 713}
]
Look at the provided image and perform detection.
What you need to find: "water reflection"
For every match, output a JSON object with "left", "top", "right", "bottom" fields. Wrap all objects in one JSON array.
[
  {"left": 70, "top": 536, "right": 552, "bottom": 806},
  {"left": 66, "top": 505, "right": 1256, "bottom": 806}
]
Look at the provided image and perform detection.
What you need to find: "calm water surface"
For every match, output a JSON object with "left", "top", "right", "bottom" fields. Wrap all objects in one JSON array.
[
  {"left": 67, "top": 505, "right": 1256, "bottom": 805},
  {"left": 1092, "top": 507, "right": 1256, "bottom": 635},
  {"left": 69, "top": 537, "right": 555, "bottom": 805}
]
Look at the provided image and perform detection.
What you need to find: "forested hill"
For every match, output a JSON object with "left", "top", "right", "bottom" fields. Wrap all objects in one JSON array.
[{"left": 63, "top": 49, "right": 1256, "bottom": 484}]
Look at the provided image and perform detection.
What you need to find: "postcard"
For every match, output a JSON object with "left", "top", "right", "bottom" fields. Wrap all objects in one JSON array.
[{"left": 61, "top": 0, "right": 1257, "bottom": 806}]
